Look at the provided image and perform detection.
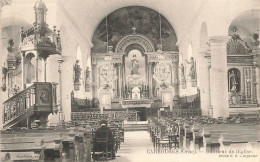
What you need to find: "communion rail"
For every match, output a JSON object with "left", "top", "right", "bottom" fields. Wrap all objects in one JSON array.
[
  {"left": 2, "top": 82, "right": 57, "bottom": 130},
  {"left": 171, "top": 93, "right": 201, "bottom": 118}
]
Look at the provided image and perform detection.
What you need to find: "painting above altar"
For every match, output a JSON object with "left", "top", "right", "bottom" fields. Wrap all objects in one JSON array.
[{"left": 125, "top": 49, "right": 146, "bottom": 87}]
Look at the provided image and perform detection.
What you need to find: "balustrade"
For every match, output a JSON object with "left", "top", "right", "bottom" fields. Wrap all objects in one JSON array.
[{"left": 2, "top": 82, "right": 57, "bottom": 129}]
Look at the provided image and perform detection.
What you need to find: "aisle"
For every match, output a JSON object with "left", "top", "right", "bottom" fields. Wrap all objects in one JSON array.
[
  {"left": 111, "top": 131, "right": 197, "bottom": 162},
  {"left": 112, "top": 131, "right": 154, "bottom": 162}
]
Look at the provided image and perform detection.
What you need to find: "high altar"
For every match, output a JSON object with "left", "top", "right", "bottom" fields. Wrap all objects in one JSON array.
[{"left": 91, "top": 33, "right": 179, "bottom": 113}]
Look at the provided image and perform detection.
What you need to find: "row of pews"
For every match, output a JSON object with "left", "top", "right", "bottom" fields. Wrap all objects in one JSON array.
[
  {"left": 1, "top": 128, "right": 91, "bottom": 161},
  {"left": 0, "top": 119, "right": 125, "bottom": 161},
  {"left": 148, "top": 116, "right": 260, "bottom": 153}
]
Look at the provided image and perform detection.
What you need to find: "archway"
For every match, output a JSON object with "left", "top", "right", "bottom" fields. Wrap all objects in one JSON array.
[
  {"left": 227, "top": 9, "right": 260, "bottom": 105},
  {"left": 90, "top": 6, "right": 179, "bottom": 119},
  {"left": 91, "top": 6, "right": 178, "bottom": 53}
]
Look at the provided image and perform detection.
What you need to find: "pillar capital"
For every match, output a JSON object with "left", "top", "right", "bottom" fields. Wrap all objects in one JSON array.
[
  {"left": 209, "top": 36, "right": 230, "bottom": 47},
  {"left": 197, "top": 47, "right": 208, "bottom": 55}
]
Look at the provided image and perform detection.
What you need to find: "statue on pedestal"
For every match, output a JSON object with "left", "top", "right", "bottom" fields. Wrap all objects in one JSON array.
[
  {"left": 230, "top": 70, "right": 238, "bottom": 92},
  {"left": 185, "top": 57, "right": 196, "bottom": 79},
  {"left": 179, "top": 64, "right": 185, "bottom": 80},
  {"left": 74, "top": 60, "right": 82, "bottom": 83},
  {"left": 73, "top": 60, "right": 82, "bottom": 91},
  {"left": 85, "top": 67, "right": 90, "bottom": 92}
]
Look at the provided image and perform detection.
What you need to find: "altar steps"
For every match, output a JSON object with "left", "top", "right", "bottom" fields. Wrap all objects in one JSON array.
[{"left": 124, "top": 121, "right": 148, "bottom": 131}]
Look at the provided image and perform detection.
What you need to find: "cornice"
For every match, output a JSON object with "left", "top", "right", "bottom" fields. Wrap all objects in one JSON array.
[{"left": 209, "top": 36, "right": 230, "bottom": 46}]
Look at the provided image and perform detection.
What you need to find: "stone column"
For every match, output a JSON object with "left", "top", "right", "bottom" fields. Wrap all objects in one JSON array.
[
  {"left": 122, "top": 60, "right": 126, "bottom": 97},
  {"left": 61, "top": 55, "right": 75, "bottom": 121},
  {"left": 252, "top": 48, "right": 260, "bottom": 105},
  {"left": 148, "top": 63, "right": 153, "bottom": 98},
  {"left": 209, "top": 36, "right": 229, "bottom": 118},
  {"left": 118, "top": 63, "right": 122, "bottom": 98},
  {"left": 172, "top": 59, "right": 179, "bottom": 97},
  {"left": 35, "top": 51, "right": 39, "bottom": 82},
  {"left": 172, "top": 58, "right": 180, "bottom": 111},
  {"left": 21, "top": 52, "right": 26, "bottom": 89},
  {"left": 92, "top": 63, "right": 97, "bottom": 98},
  {"left": 58, "top": 56, "right": 64, "bottom": 124},
  {"left": 197, "top": 48, "right": 210, "bottom": 116}
]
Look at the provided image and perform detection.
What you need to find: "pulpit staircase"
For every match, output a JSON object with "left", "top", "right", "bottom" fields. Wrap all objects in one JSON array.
[{"left": 2, "top": 82, "right": 58, "bottom": 130}]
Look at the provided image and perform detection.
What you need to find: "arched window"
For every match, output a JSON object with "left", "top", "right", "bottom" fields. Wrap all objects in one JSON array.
[{"left": 25, "top": 53, "right": 36, "bottom": 84}]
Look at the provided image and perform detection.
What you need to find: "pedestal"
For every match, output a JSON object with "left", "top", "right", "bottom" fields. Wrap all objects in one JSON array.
[
  {"left": 190, "top": 79, "right": 197, "bottom": 87},
  {"left": 74, "top": 82, "right": 81, "bottom": 91}
]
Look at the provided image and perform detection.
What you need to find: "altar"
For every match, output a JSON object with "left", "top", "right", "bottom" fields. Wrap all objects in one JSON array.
[{"left": 91, "top": 33, "right": 179, "bottom": 111}]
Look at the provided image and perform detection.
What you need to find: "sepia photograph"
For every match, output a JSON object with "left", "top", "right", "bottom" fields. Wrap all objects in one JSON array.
[{"left": 0, "top": 0, "right": 259, "bottom": 161}]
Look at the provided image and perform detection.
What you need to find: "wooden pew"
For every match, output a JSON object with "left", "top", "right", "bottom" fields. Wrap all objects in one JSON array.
[
  {"left": 0, "top": 152, "right": 41, "bottom": 161},
  {"left": 201, "top": 124, "right": 260, "bottom": 152},
  {"left": 0, "top": 138, "right": 45, "bottom": 161}
]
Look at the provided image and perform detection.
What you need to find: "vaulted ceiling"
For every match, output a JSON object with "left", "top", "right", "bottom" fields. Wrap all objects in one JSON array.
[{"left": 59, "top": 0, "right": 206, "bottom": 42}]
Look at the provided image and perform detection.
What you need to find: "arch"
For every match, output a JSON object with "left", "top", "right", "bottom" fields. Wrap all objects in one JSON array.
[
  {"left": 88, "top": 5, "right": 179, "bottom": 42},
  {"left": 25, "top": 53, "right": 36, "bottom": 84},
  {"left": 125, "top": 44, "right": 145, "bottom": 53},
  {"left": 1, "top": 16, "right": 31, "bottom": 28},
  {"left": 115, "top": 34, "right": 155, "bottom": 52},
  {"left": 200, "top": 22, "right": 208, "bottom": 48},
  {"left": 91, "top": 6, "right": 178, "bottom": 53},
  {"left": 228, "top": 9, "right": 260, "bottom": 39}
]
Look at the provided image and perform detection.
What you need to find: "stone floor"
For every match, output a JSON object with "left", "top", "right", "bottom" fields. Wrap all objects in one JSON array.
[{"left": 106, "top": 131, "right": 260, "bottom": 162}]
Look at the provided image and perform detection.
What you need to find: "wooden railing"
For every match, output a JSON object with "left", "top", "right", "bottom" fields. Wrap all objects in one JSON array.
[
  {"left": 171, "top": 93, "right": 201, "bottom": 118},
  {"left": 2, "top": 82, "right": 57, "bottom": 129},
  {"left": 179, "top": 93, "right": 200, "bottom": 109},
  {"left": 3, "top": 84, "right": 35, "bottom": 124},
  {"left": 71, "top": 110, "right": 138, "bottom": 121},
  {"left": 71, "top": 91, "right": 99, "bottom": 112}
]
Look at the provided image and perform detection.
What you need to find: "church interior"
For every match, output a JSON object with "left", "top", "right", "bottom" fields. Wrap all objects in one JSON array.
[{"left": 0, "top": 0, "right": 260, "bottom": 161}]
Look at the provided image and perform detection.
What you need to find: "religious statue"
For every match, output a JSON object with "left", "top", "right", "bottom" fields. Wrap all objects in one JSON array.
[
  {"left": 40, "top": 90, "right": 48, "bottom": 104},
  {"left": 74, "top": 60, "right": 82, "bottom": 83},
  {"left": 179, "top": 64, "right": 185, "bottom": 80},
  {"left": 131, "top": 57, "right": 139, "bottom": 75},
  {"left": 229, "top": 70, "right": 238, "bottom": 92},
  {"left": 85, "top": 67, "right": 90, "bottom": 92},
  {"left": 7, "top": 39, "right": 15, "bottom": 53},
  {"left": 252, "top": 33, "right": 259, "bottom": 48},
  {"left": 1, "top": 63, "right": 7, "bottom": 91},
  {"left": 185, "top": 57, "right": 196, "bottom": 79}
]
